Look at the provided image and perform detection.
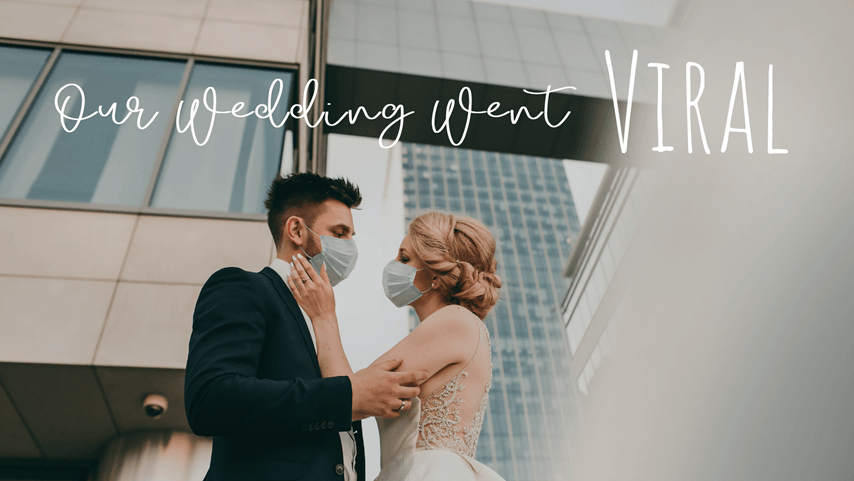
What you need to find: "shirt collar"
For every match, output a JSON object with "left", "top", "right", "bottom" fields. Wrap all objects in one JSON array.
[{"left": 269, "top": 257, "right": 293, "bottom": 293}]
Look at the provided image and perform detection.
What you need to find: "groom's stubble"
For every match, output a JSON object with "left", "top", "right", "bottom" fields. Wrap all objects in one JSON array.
[{"left": 301, "top": 223, "right": 323, "bottom": 259}]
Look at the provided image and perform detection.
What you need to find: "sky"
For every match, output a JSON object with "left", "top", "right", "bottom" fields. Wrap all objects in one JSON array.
[{"left": 563, "top": 159, "right": 608, "bottom": 226}]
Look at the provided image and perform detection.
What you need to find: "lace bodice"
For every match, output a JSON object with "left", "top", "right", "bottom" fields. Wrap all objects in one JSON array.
[{"left": 416, "top": 319, "right": 492, "bottom": 458}]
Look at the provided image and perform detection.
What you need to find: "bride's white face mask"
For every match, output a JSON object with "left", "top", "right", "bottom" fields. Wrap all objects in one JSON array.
[{"left": 382, "top": 260, "right": 432, "bottom": 308}]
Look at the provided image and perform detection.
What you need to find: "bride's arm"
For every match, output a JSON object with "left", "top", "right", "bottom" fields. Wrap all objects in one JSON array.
[
  {"left": 286, "top": 255, "right": 354, "bottom": 378},
  {"left": 290, "top": 255, "right": 477, "bottom": 384},
  {"left": 289, "top": 255, "right": 428, "bottom": 421},
  {"left": 366, "top": 305, "right": 475, "bottom": 378}
]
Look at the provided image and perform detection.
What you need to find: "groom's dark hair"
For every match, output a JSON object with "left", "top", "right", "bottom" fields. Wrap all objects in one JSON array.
[{"left": 264, "top": 172, "right": 362, "bottom": 249}]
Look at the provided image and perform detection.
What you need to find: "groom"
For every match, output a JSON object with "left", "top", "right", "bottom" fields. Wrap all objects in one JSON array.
[{"left": 185, "top": 172, "right": 427, "bottom": 481}]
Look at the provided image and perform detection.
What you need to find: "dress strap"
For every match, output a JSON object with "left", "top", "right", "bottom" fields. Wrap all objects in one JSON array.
[
  {"left": 459, "top": 320, "right": 483, "bottom": 373},
  {"left": 425, "top": 319, "right": 483, "bottom": 398}
]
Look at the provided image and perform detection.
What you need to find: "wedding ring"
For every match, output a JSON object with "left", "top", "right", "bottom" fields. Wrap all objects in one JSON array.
[
  {"left": 399, "top": 399, "right": 406, "bottom": 411},
  {"left": 301, "top": 278, "right": 309, "bottom": 282}
]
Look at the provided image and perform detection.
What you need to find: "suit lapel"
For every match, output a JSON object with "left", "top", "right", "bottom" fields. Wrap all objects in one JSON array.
[{"left": 261, "top": 267, "right": 322, "bottom": 377}]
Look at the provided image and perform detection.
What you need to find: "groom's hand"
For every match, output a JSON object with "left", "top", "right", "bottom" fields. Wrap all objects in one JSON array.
[{"left": 350, "top": 359, "right": 427, "bottom": 420}]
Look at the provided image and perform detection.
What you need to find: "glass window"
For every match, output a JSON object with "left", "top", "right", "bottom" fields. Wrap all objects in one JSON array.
[
  {"left": 591, "top": 264, "right": 607, "bottom": 305},
  {"left": 0, "top": 52, "right": 185, "bottom": 205},
  {"left": 576, "top": 293, "right": 589, "bottom": 333},
  {"left": 622, "top": 197, "right": 640, "bottom": 237},
  {"left": 150, "top": 63, "right": 292, "bottom": 214},
  {"left": 582, "top": 359, "right": 594, "bottom": 385},
  {"left": 567, "top": 310, "right": 583, "bottom": 355},
  {"left": 0, "top": 45, "right": 295, "bottom": 216},
  {"left": 0, "top": 45, "right": 51, "bottom": 139},
  {"left": 600, "top": 244, "right": 616, "bottom": 282},
  {"left": 607, "top": 311, "right": 621, "bottom": 346},
  {"left": 631, "top": 174, "right": 648, "bottom": 214},
  {"left": 591, "top": 344, "right": 602, "bottom": 369},
  {"left": 598, "top": 328, "right": 612, "bottom": 356}
]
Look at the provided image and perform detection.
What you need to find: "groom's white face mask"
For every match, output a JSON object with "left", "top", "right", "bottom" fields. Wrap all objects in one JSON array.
[
  {"left": 299, "top": 223, "right": 358, "bottom": 287},
  {"left": 290, "top": 199, "right": 359, "bottom": 287}
]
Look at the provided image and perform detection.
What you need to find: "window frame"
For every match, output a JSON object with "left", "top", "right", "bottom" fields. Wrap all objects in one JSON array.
[{"left": 0, "top": 38, "right": 300, "bottom": 221}]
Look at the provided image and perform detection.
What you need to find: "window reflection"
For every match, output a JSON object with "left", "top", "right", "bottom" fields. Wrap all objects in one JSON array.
[
  {"left": 0, "top": 45, "right": 51, "bottom": 139},
  {"left": 563, "top": 168, "right": 657, "bottom": 397},
  {"left": 150, "top": 63, "right": 292, "bottom": 214},
  {"left": 0, "top": 52, "right": 185, "bottom": 205},
  {"left": 0, "top": 45, "right": 296, "bottom": 216}
]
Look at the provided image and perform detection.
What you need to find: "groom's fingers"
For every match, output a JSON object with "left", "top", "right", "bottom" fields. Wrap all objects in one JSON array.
[
  {"left": 395, "top": 369, "right": 429, "bottom": 387},
  {"left": 395, "top": 385, "right": 421, "bottom": 400},
  {"left": 377, "top": 358, "right": 403, "bottom": 372},
  {"left": 351, "top": 363, "right": 430, "bottom": 419}
]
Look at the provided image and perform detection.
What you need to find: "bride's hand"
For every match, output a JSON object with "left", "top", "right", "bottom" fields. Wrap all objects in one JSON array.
[{"left": 287, "top": 254, "right": 336, "bottom": 323}]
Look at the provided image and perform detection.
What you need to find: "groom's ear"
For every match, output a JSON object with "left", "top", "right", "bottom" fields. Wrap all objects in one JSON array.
[{"left": 284, "top": 216, "right": 305, "bottom": 247}]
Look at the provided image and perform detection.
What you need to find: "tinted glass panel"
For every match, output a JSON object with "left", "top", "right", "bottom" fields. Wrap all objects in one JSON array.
[
  {"left": 0, "top": 45, "right": 51, "bottom": 139},
  {"left": 150, "top": 63, "right": 292, "bottom": 214},
  {"left": 0, "top": 52, "right": 185, "bottom": 205}
]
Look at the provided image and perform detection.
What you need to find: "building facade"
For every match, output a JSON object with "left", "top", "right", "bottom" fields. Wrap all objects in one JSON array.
[
  {"left": 0, "top": 1, "right": 311, "bottom": 479},
  {"left": 0, "top": 0, "right": 667, "bottom": 479},
  {"left": 560, "top": 165, "right": 655, "bottom": 405}
]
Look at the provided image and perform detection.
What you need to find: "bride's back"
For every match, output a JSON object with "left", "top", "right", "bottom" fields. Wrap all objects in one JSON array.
[
  {"left": 376, "top": 213, "right": 506, "bottom": 479},
  {"left": 415, "top": 306, "right": 492, "bottom": 458}
]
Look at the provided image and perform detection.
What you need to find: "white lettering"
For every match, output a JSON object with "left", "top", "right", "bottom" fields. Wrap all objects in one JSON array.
[
  {"left": 721, "top": 61, "right": 753, "bottom": 153},
  {"left": 431, "top": 84, "right": 575, "bottom": 145},
  {"left": 54, "top": 83, "right": 158, "bottom": 133},
  {"left": 686, "top": 62, "right": 710, "bottom": 154},
  {"left": 648, "top": 63, "right": 673, "bottom": 152},
  {"left": 606, "top": 49, "right": 638, "bottom": 154},
  {"left": 767, "top": 64, "right": 788, "bottom": 154}
]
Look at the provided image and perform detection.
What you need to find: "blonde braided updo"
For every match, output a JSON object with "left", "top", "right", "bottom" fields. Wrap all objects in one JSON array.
[{"left": 407, "top": 212, "right": 502, "bottom": 319}]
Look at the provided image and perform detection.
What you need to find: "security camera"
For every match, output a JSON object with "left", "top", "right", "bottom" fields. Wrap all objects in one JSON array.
[{"left": 143, "top": 393, "right": 168, "bottom": 419}]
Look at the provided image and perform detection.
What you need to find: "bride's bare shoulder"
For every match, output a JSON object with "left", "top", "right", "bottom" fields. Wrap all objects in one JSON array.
[
  {"left": 417, "top": 305, "right": 482, "bottom": 348},
  {"left": 422, "top": 304, "right": 480, "bottom": 325},
  {"left": 410, "top": 306, "right": 484, "bottom": 380}
]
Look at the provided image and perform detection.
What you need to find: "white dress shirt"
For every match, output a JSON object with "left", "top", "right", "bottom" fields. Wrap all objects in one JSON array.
[{"left": 269, "top": 258, "right": 358, "bottom": 481}]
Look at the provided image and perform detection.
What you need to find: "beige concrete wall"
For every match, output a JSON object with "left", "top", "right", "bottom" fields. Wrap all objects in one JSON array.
[
  {"left": 0, "top": 0, "right": 304, "bottom": 369},
  {"left": 0, "top": 206, "right": 276, "bottom": 369},
  {"left": 0, "top": 0, "right": 309, "bottom": 64}
]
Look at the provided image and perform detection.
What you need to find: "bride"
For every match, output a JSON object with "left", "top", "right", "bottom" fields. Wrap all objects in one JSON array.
[{"left": 287, "top": 212, "right": 506, "bottom": 481}]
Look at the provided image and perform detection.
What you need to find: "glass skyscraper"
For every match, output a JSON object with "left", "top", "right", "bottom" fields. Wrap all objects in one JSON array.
[{"left": 401, "top": 143, "right": 583, "bottom": 481}]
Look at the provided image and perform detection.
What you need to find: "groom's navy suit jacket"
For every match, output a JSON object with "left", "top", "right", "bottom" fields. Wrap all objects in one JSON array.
[{"left": 185, "top": 266, "right": 365, "bottom": 481}]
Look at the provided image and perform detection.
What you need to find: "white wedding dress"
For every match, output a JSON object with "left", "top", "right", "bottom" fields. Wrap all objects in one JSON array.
[{"left": 374, "top": 319, "right": 506, "bottom": 481}]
